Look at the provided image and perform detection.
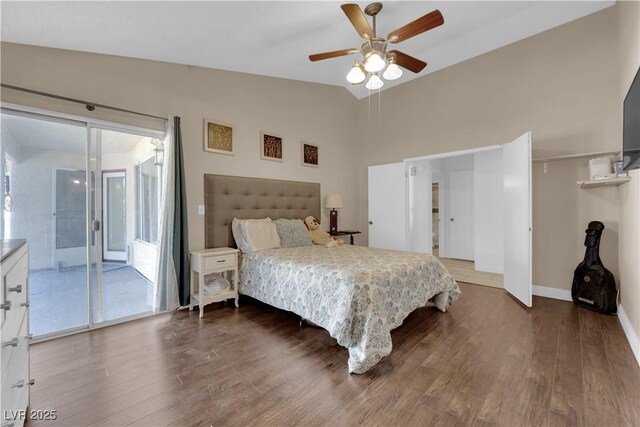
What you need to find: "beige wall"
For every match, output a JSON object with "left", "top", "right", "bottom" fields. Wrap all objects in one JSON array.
[
  {"left": 0, "top": 43, "right": 360, "bottom": 252},
  {"left": 617, "top": 0, "right": 640, "bottom": 343},
  {"left": 354, "top": 5, "right": 621, "bottom": 291},
  {"left": 0, "top": 3, "right": 635, "bottom": 313}
]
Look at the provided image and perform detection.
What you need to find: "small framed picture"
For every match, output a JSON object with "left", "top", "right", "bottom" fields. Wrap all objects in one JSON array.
[
  {"left": 301, "top": 142, "right": 319, "bottom": 168},
  {"left": 260, "top": 132, "right": 283, "bottom": 162},
  {"left": 204, "top": 119, "right": 233, "bottom": 155}
]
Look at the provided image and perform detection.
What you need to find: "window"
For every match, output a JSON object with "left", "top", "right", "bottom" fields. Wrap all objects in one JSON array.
[{"left": 135, "top": 156, "right": 161, "bottom": 244}]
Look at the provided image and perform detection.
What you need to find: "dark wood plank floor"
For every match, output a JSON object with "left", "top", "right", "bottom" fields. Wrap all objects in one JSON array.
[{"left": 26, "top": 283, "right": 639, "bottom": 426}]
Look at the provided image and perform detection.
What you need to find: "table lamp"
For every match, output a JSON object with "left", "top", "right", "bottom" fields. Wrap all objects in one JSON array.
[{"left": 325, "top": 194, "right": 343, "bottom": 234}]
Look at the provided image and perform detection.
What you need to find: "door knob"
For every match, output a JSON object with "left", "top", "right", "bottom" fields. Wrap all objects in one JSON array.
[
  {"left": 368, "top": 221, "right": 373, "bottom": 225},
  {"left": 450, "top": 218, "right": 454, "bottom": 222}
]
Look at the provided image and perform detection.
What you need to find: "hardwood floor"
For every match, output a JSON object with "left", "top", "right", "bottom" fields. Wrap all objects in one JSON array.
[{"left": 26, "top": 282, "right": 639, "bottom": 426}]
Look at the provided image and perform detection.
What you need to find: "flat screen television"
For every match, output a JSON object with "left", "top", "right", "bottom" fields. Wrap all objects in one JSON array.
[{"left": 623, "top": 67, "right": 640, "bottom": 171}]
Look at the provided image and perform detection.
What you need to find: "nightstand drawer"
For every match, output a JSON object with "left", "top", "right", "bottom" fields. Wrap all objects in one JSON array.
[{"left": 204, "top": 254, "right": 236, "bottom": 270}]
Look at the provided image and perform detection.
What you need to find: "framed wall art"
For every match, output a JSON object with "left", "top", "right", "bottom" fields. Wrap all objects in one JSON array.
[
  {"left": 301, "top": 142, "right": 319, "bottom": 168},
  {"left": 204, "top": 119, "right": 233, "bottom": 155},
  {"left": 260, "top": 132, "right": 283, "bottom": 162}
]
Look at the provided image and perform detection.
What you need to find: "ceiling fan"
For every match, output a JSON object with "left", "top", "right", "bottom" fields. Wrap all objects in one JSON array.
[{"left": 309, "top": 3, "right": 444, "bottom": 89}]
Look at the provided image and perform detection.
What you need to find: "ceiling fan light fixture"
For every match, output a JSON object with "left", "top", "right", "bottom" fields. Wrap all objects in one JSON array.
[
  {"left": 383, "top": 62, "right": 403, "bottom": 80},
  {"left": 364, "top": 51, "right": 386, "bottom": 72},
  {"left": 346, "top": 63, "right": 366, "bottom": 84},
  {"left": 366, "top": 73, "right": 384, "bottom": 90}
]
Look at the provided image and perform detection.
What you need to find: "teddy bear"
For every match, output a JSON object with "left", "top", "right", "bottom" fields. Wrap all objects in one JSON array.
[{"left": 304, "top": 216, "right": 344, "bottom": 246}]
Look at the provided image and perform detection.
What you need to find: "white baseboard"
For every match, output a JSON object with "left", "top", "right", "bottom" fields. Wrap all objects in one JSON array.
[
  {"left": 618, "top": 304, "right": 640, "bottom": 366},
  {"left": 532, "top": 285, "right": 572, "bottom": 302}
]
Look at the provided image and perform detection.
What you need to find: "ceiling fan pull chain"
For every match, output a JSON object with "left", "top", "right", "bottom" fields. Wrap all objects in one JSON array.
[
  {"left": 378, "top": 87, "right": 381, "bottom": 128},
  {"left": 368, "top": 86, "right": 371, "bottom": 122}
]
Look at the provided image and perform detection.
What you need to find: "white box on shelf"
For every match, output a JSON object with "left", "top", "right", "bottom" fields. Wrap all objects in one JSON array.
[{"left": 589, "top": 157, "right": 612, "bottom": 180}]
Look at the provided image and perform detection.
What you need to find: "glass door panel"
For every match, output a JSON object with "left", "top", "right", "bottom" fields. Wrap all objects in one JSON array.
[
  {"left": 0, "top": 110, "right": 89, "bottom": 337},
  {"left": 103, "top": 171, "right": 126, "bottom": 261},
  {"left": 90, "top": 128, "right": 157, "bottom": 324}
]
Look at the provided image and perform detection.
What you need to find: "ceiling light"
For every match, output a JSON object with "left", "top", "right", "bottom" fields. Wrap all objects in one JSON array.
[
  {"left": 383, "top": 63, "right": 403, "bottom": 80},
  {"left": 364, "top": 52, "right": 386, "bottom": 73},
  {"left": 346, "top": 63, "right": 366, "bottom": 84},
  {"left": 366, "top": 74, "right": 384, "bottom": 90}
]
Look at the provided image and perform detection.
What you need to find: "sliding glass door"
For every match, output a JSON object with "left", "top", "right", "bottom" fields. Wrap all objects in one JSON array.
[
  {"left": 90, "top": 127, "right": 159, "bottom": 325},
  {"left": 0, "top": 107, "right": 163, "bottom": 339},
  {"left": 0, "top": 111, "right": 90, "bottom": 337}
]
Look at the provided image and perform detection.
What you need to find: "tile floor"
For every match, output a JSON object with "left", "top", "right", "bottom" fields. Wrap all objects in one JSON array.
[{"left": 29, "top": 263, "right": 154, "bottom": 337}]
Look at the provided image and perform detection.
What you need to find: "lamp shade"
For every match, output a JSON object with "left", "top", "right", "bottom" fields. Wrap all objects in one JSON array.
[
  {"left": 365, "top": 74, "right": 384, "bottom": 90},
  {"left": 325, "top": 194, "right": 344, "bottom": 209},
  {"left": 346, "top": 63, "right": 366, "bottom": 84},
  {"left": 364, "top": 52, "right": 386, "bottom": 73}
]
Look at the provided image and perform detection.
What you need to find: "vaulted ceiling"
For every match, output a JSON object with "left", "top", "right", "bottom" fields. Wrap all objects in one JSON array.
[{"left": 1, "top": 1, "right": 614, "bottom": 99}]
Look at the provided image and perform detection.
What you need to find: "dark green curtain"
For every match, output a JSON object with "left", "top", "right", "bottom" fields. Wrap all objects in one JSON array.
[{"left": 172, "top": 116, "right": 190, "bottom": 306}]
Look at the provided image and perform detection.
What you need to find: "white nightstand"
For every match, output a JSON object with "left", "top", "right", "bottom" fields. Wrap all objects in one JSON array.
[{"left": 189, "top": 247, "right": 240, "bottom": 318}]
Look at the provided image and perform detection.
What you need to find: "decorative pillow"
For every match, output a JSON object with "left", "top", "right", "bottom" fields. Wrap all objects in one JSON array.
[
  {"left": 273, "top": 218, "right": 314, "bottom": 248},
  {"left": 240, "top": 221, "right": 281, "bottom": 252},
  {"left": 232, "top": 218, "right": 271, "bottom": 253}
]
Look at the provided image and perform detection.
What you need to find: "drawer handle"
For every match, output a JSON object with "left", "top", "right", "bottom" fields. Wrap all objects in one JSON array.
[
  {"left": 217, "top": 259, "right": 225, "bottom": 263},
  {"left": 3, "top": 338, "right": 19, "bottom": 347},
  {"left": 1, "top": 422, "right": 16, "bottom": 427},
  {"left": 8, "top": 284, "right": 22, "bottom": 293},
  {"left": 0, "top": 302, "right": 11, "bottom": 311},
  {"left": 26, "top": 333, "right": 33, "bottom": 340},
  {"left": 21, "top": 302, "right": 29, "bottom": 308},
  {"left": 12, "top": 379, "right": 26, "bottom": 388}
]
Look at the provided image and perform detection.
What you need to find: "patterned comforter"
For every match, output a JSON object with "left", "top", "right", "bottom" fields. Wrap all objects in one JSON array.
[{"left": 240, "top": 245, "right": 461, "bottom": 374}]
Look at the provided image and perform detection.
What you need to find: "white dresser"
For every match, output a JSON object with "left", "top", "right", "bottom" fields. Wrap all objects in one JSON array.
[{"left": 1, "top": 240, "right": 31, "bottom": 427}]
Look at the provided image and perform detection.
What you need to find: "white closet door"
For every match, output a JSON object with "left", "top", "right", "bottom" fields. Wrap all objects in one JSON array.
[
  {"left": 368, "top": 163, "right": 407, "bottom": 250},
  {"left": 503, "top": 132, "right": 532, "bottom": 307},
  {"left": 446, "top": 170, "right": 474, "bottom": 260}
]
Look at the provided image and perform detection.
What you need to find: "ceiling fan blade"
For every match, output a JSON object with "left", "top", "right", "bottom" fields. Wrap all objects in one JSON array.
[
  {"left": 309, "top": 48, "right": 359, "bottom": 62},
  {"left": 387, "top": 10, "right": 444, "bottom": 44},
  {"left": 389, "top": 50, "right": 427, "bottom": 73},
  {"left": 341, "top": 4, "right": 374, "bottom": 39}
]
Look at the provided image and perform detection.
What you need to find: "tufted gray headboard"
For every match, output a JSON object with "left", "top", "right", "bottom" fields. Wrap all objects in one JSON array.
[{"left": 204, "top": 174, "right": 321, "bottom": 248}]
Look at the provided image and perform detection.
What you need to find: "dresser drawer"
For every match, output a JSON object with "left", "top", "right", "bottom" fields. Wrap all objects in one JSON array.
[
  {"left": 1, "top": 301, "right": 27, "bottom": 345},
  {"left": 203, "top": 254, "right": 236, "bottom": 270},
  {"left": 4, "top": 253, "right": 28, "bottom": 307},
  {"left": 2, "top": 313, "right": 28, "bottom": 384},
  {"left": 1, "top": 363, "right": 29, "bottom": 427}
]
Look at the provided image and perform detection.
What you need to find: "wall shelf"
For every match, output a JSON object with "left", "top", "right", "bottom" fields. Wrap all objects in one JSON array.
[{"left": 577, "top": 176, "right": 631, "bottom": 189}]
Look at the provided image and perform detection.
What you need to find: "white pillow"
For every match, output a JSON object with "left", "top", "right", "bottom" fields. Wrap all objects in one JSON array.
[
  {"left": 232, "top": 218, "right": 271, "bottom": 253},
  {"left": 241, "top": 221, "right": 281, "bottom": 252}
]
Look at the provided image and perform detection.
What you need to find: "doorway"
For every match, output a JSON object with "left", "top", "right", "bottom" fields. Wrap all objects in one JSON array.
[
  {"left": 0, "top": 107, "right": 164, "bottom": 338},
  {"left": 368, "top": 133, "right": 532, "bottom": 307}
]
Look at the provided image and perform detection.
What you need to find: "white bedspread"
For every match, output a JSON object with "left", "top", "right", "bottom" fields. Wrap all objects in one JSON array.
[{"left": 239, "top": 245, "right": 461, "bottom": 374}]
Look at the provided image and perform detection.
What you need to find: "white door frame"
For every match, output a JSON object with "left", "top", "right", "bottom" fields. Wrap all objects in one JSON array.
[{"left": 102, "top": 170, "right": 127, "bottom": 262}]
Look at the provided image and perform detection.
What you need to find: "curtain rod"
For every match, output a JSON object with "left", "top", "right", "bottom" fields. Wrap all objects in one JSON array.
[
  {"left": 532, "top": 150, "right": 620, "bottom": 162},
  {"left": 1, "top": 83, "right": 167, "bottom": 122}
]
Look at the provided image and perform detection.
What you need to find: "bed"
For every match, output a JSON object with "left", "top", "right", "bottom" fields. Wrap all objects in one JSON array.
[{"left": 204, "top": 174, "right": 461, "bottom": 374}]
